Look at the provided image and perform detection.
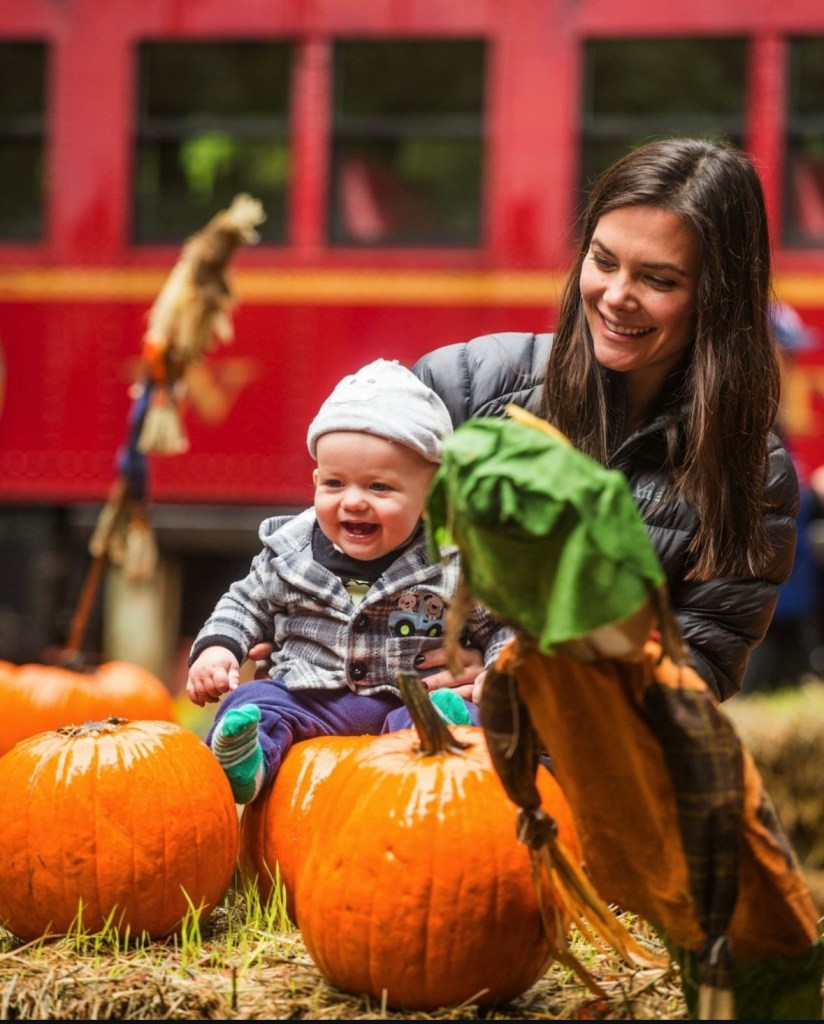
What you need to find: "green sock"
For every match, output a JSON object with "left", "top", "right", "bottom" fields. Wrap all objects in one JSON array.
[
  {"left": 210, "top": 704, "right": 265, "bottom": 804},
  {"left": 430, "top": 689, "right": 472, "bottom": 726}
]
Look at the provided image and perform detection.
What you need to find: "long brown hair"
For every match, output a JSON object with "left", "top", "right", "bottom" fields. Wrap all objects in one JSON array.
[{"left": 541, "top": 137, "right": 780, "bottom": 580}]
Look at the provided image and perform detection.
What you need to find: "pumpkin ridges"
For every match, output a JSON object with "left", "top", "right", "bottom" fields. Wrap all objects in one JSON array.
[
  {"left": 182, "top": 742, "right": 240, "bottom": 916},
  {"left": 238, "top": 734, "right": 362, "bottom": 912},
  {"left": 294, "top": 724, "right": 572, "bottom": 1010},
  {"left": 141, "top": 723, "right": 238, "bottom": 930},
  {"left": 446, "top": 753, "right": 555, "bottom": 1001},
  {"left": 20, "top": 731, "right": 83, "bottom": 934},
  {"left": 5, "top": 734, "right": 45, "bottom": 931},
  {"left": 0, "top": 720, "right": 238, "bottom": 940},
  {"left": 73, "top": 728, "right": 135, "bottom": 930},
  {"left": 110, "top": 725, "right": 146, "bottom": 931},
  {"left": 361, "top": 757, "right": 444, "bottom": 997},
  {"left": 55, "top": 734, "right": 88, "bottom": 928}
]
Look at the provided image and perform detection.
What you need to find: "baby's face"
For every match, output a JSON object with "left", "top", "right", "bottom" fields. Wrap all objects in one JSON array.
[{"left": 312, "top": 431, "right": 436, "bottom": 560}]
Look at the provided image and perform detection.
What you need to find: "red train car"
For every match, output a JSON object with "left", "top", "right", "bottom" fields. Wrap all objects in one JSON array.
[{"left": 3, "top": 0, "right": 824, "bottom": 677}]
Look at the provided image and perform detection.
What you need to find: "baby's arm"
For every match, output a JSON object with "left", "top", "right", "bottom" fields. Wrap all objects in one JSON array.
[{"left": 187, "top": 645, "right": 242, "bottom": 707}]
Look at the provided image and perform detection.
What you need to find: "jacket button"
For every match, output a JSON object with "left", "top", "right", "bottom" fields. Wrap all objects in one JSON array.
[
  {"left": 350, "top": 661, "right": 367, "bottom": 681},
  {"left": 353, "top": 613, "right": 369, "bottom": 633}
]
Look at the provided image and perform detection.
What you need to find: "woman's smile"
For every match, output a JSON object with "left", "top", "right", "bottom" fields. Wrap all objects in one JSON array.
[{"left": 580, "top": 205, "right": 699, "bottom": 403}]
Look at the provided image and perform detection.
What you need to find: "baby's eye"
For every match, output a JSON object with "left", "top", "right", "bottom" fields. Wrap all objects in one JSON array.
[
  {"left": 370, "top": 482, "right": 391, "bottom": 493},
  {"left": 321, "top": 477, "right": 343, "bottom": 488}
]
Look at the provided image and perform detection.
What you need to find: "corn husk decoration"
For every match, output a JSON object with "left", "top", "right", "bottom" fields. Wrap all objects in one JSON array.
[
  {"left": 138, "top": 192, "right": 266, "bottom": 455},
  {"left": 426, "top": 408, "right": 824, "bottom": 1022},
  {"left": 93, "top": 192, "right": 266, "bottom": 568},
  {"left": 66, "top": 196, "right": 265, "bottom": 664},
  {"left": 88, "top": 484, "right": 157, "bottom": 582}
]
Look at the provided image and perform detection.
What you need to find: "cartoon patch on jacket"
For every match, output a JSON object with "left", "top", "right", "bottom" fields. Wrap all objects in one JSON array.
[{"left": 388, "top": 591, "right": 445, "bottom": 638}]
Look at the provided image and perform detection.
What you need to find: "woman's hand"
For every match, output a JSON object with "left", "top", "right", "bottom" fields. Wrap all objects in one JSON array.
[
  {"left": 413, "top": 644, "right": 485, "bottom": 703},
  {"left": 246, "top": 641, "right": 275, "bottom": 679},
  {"left": 248, "top": 641, "right": 275, "bottom": 663}
]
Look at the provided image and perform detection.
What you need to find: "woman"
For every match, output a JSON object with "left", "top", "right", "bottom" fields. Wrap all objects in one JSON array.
[{"left": 412, "top": 137, "right": 798, "bottom": 702}]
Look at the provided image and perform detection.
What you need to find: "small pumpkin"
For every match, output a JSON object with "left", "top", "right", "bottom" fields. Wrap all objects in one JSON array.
[
  {"left": 0, "top": 660, "right": 175, "bottom": 755},
  {"left": 238, "top": 733, "right": 362, "bottom": 919},
  {"left": 286, "top": 679, "right": 583, "bottom": 1011},
  {"left": 0, "top": 717, "right": 238, "bottom": 940}
]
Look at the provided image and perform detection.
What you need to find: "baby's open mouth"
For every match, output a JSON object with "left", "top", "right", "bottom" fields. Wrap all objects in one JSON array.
[{"left": 342, "top": 522, "right": 378, "bottom": 537}]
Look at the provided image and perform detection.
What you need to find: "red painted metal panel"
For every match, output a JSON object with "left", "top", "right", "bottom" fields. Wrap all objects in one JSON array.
[
  {"left": 0, "top": 295, "right": 553, "bottom": 505},
  {"left": 2, "top": 0, "right": 824, "bottom": 511}
]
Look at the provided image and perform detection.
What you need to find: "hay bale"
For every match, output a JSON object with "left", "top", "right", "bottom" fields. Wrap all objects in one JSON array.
[{"left": 724, "top": 681, "right": 824, "bottom": 908}]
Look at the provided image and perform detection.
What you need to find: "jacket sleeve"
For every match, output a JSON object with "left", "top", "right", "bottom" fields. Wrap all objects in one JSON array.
[
  {"left": 412, "top": 332, "right": 552, "bottom": 425},
  {"left": 461, "top": 605, "right": 517, "bottom": 669},
  {"left": 188, "top": 548, "right": 277, "bottom": 667},
  {"left": 668, "top": 438, "right": 800, "bottom": 701}
]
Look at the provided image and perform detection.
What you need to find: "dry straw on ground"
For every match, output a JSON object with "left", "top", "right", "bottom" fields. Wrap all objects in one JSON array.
[{"left": 0, "top": 883, "right": 687, "bottom": 1021}]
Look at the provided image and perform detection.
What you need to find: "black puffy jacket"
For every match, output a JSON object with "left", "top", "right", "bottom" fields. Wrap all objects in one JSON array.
[{"left": 413, "top": 331, "right": 799, "bottom": 701}]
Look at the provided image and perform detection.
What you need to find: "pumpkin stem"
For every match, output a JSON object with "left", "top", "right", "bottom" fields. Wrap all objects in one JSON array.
[
  {"left": 396, "top": 672, "right": 472, "bottom": 756},
  {"left": 58, "top": 716, "right": 129, "bottom": 737}
]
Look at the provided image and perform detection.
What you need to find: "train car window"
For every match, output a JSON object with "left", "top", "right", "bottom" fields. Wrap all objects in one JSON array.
[
  {"left": 134, "top": 41, "right": 291, "bottom": 244},
  {"left": 786, "top": 37, "right": 824, "bottom": 248},
  {"left": 330, "top": 39, "right": 485, "bottom": 247},
  {"left": 0, "top": 42, "right": 46, "bottom": 242},
  {"left": 581, "top": 38, "right": 746, "bottom": 205}
]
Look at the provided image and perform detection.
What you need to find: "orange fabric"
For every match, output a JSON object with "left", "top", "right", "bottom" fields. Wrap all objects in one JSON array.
[{"left": 497, "top": 639, "right": 820, "bottom": 958}]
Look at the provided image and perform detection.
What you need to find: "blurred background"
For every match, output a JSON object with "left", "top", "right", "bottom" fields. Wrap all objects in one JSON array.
[{"left": 2, "top": 0, "right": 824, "bottom": 698}]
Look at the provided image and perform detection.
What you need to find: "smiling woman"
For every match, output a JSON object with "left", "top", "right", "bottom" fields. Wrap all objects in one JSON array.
[
  {"left": 412, "top": 137, "right": 796, "bottom": 703},
  {"left": 580, "top": 205, "right": 699, "bottom": 435}
]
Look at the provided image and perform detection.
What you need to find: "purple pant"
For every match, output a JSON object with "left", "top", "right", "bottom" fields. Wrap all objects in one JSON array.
[
  {"left": 206, "top": 679, "right": 403, "bottom": 793},
  {"left": 382, "top": 697, "right": 480, "bottom": 732}
]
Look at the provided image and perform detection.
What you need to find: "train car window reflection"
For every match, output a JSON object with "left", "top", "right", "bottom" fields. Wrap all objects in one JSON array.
[
  {"left": 134, "top": 41, "right": 291, "bottom": 244},
  {"left": 0, "top": 41, "right": 46, "bottom": 242},
  {"left": 330, "top": 40, "right": 485, "bottom": 247},
  {"left": 580, "top": 38, "right": 746, "bottom": 194},
  {"left": 786, "top": 38, "right": 824, "bottom": 247}
]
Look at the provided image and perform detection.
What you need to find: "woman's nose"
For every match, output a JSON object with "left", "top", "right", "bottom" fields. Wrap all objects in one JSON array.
[{"left": 603, "top": 273, "right": 636, "bottom": 307}]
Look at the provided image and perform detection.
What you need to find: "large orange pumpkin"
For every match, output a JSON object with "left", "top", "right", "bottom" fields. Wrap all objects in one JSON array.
[
  {"left": 0, "top": 717, "right": 238, "bottom": 940},
  {"left": 0, "top": 660, "right": 175, "bottom": 755},
  {"left": 285, "top": 683, "right": 583, "bottom": 1011},
  {"left": 239, "top": 733, "right": 363, "bottom": 918}
]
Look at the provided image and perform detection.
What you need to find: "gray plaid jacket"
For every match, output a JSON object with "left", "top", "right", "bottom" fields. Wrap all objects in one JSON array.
[{"left": 190, "top": 508, "right": 513, "bottom": 697}]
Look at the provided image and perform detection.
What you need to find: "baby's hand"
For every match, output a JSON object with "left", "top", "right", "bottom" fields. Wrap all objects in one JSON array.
[{"left": 186, "top": 646, "right": 241, "bottom": 707}]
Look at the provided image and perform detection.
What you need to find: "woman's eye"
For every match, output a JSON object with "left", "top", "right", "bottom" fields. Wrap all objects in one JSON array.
[
  {"left": 647, "top": 276, "right": 675, "bottom": 289},
  {"left": 591, "top": 253, "right": 613, "bottom": 270}
]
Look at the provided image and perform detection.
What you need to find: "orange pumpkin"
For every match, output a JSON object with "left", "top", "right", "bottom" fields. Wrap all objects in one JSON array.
[
  {"left": 0, "top": 717, "right": 238, "bottom": 940},
  {"left": 0, "top": 660, "right": 175, "bottom": 755},
  {"left": 287, "top": 685, "right": 582, "bottom": 1011},
  {"left": 239, "top": 733, "right": 363, "bottom": 918}
]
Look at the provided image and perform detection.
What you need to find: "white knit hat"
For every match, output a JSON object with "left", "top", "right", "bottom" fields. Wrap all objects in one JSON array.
[{"left": 307, "top": 359, "right": 453, "bottom": 464}]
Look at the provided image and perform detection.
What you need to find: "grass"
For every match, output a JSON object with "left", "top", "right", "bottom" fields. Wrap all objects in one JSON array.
[{"left": 0, "top": 873, "right": 688, "bottom": 1020}]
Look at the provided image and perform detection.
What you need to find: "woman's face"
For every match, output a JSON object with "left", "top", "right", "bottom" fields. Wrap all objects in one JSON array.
[{"left": 580, "top": 206, "right": 700, "bottom": 389}]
